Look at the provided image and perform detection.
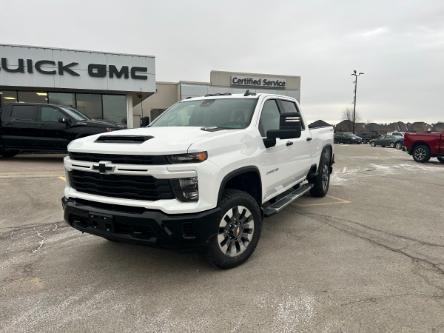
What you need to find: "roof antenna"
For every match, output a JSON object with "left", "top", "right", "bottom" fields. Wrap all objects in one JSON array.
[{"left": 244, "top": 89, "right": 250, "bottom": 96}]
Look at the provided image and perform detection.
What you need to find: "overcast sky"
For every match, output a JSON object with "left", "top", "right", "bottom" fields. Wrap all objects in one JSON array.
[{"left": 1, "top": 0, "right": 443, "bottom": 124}]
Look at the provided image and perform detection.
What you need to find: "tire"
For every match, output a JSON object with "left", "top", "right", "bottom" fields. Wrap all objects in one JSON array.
[
  {"left": 206, "top": 189, "right": 262, "bottom": 269},
  {"left": 412, "top": 144, "right": 431, "bottom": 163},
  {"left": 395, "top": 142, "right": 403, "bottom": 150},
  {"left": 438, "top": 157, "right": 444, "bottom": 163},
  {"left": 370, "top": 142, "right": 376, "bottom": 147},
  {"left": 310, "top": 147, "right": 331, "bottom": 198},
  {"left": 390, "top": 142, "right": 395, "bottom": 148},
  {"left": 1, "top": 150, "right": 19, "bottom": 158}
]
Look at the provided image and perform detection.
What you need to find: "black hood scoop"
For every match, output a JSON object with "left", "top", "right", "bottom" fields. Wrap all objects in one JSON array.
[{"left": 95, "top": 135, "right": 154, "bottom": 144}]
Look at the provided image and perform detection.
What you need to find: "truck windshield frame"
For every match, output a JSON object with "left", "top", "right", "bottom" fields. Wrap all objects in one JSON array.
[{"left": 150, "top": 98, "right": 258, "bottom": 129}]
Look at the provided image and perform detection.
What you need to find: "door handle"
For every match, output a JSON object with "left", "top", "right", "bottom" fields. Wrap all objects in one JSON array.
[
  {"left": 306, "top": 137, "right": 312, "bottom": 141},
  {"left": 286, "top": 141, "right": 293, "bottom": 146}
]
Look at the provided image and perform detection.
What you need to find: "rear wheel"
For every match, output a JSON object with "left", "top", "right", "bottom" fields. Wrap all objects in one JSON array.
[
  {"left": 206, "top": 189, "right": 262, "bottom": 269},
  {"left": 412, "top": 144, "right": 431, "bottom": 163},
  {"left": 1, "top": 150, "right": 19, "bottom": 158},
  {"left": 390, "top": 142, "right": 395, "bottom": 148},
  {"left": 370, "top": 142, "right": 376, "bottom": 147},
  {"left": 310, "top": 147, "right": 331, "bottom": 198}
]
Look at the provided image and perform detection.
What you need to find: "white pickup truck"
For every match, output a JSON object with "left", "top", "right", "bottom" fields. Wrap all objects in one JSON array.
[{"left": 62, "top": 92, "right": 334, "bottom": 268}]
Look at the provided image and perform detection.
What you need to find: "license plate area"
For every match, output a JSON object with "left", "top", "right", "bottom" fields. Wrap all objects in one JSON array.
[{"left": 88, "top": 212, "right": 114, "bottom": 232}]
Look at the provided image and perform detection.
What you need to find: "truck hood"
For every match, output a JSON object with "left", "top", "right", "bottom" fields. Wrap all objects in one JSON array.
[{"left": 68, "top": 126, "right": 241, "bottom": 155}]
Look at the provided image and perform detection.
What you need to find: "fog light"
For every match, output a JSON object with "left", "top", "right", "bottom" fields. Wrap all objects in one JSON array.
[{"left": 176, "top": 177, "right": 199, "bottom": 201}]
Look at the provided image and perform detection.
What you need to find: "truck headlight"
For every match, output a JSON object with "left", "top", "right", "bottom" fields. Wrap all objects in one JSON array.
[
  {"left": 167, "top": 152, "right": 207, "bottom": 164},
  {"left": 172, "top": 177, "right": 199, "bottom": 202}
]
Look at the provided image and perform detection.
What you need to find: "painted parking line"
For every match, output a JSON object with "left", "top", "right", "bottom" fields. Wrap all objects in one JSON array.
[
  {"left": 58, "top": 176, "right": 66, "bottom": 182},
  {"left": 293, "top": 194, "right": 351, "bottom": 207}
]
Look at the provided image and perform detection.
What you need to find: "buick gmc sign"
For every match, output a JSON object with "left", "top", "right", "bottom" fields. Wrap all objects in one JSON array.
[
  {"left": 231, "top": 75, "right": 286, "bottom": 89},
  {"left": 0, "top": 44, "right": 155, "bottom": 93},
  {"left": 0, "top": 58, "right": 148, "bottom": 80}
]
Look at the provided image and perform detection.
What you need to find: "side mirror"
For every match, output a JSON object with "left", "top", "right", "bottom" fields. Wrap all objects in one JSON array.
[
  {"left": 263, "top": 112, "right": 302, "bottom": 148},
  {"left": 58, "top": 117, "right": 70, "bottom": 126}
]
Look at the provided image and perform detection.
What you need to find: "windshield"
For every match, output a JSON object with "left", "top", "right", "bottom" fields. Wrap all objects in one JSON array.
[
  {"left": 61, "top": 106, "right": 89, "bottom": 121},
  {"left": 151, "top": 98, "right": 258, "bottom": 129}
]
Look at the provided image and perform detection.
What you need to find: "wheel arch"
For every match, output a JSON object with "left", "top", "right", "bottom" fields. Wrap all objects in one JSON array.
[
  {"left": 412, "top": 140, "right": 431, "bottom": 150},
  {"left": 218, "top": 166, "right": 262, "bottom": 205}
]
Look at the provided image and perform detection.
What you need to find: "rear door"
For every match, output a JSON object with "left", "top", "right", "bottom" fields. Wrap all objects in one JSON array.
[
  {"left": 1, "top": 104, "right": 40, "bottom": 150},
  {"left": 38, "top": 105, "right": 70, "bottom": 150}
]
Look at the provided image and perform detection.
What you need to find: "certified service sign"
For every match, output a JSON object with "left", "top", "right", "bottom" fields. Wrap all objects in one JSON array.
[{"left": 230, "top": 75, "right": 286, "bottom": 89}]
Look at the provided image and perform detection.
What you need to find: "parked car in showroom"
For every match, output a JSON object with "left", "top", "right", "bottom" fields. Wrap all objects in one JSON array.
[
  {"left": 404, "top": 129, "right": 444, "bottom": 163},
  {"left": 334, "top": 132, "right": 363, "bottom": 144},
  {"left": 370, "top": 134, "right": 404, "bottom": 149},
  {"left": 0, "top": 103, "right": 124, "bottom": 158}
]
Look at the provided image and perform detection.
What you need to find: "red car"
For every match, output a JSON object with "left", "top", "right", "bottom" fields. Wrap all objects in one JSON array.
[{"left": 404, "top": 130, "right": 444, "bottom": 163}]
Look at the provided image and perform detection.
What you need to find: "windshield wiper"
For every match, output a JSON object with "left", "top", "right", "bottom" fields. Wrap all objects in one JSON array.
[{"left": 201, "top": 126, "right": 237, "bottom": 132}]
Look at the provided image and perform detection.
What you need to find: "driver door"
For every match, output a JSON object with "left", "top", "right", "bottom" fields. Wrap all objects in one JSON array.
[{"left": 37, "top": 105, "right": 70, "bottom": 151}]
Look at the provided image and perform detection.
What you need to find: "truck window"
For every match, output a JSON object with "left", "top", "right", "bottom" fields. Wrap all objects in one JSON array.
[
  {"left": 40, "top": 106, "right": 65, "bottom": 122},
  {"left": 259, "top": 100, "right": 281, "bottom": 137},
  {"left": 279, "top": 100, "right": 304, "bottom": 129},
  {"left": 11, "top": 105, "right": 38, "bottom": 121}
]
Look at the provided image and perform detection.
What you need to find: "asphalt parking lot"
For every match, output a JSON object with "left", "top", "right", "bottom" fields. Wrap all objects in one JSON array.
[{"left": 1, "top": 145, "right": 444, "bottom": 332}]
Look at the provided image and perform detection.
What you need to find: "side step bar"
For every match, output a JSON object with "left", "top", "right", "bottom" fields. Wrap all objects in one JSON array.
[{"left": 263, "top": 183, "right": 313, "bottom": 217}]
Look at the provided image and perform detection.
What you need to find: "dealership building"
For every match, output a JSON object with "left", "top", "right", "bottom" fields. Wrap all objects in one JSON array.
[{"left": 0, "top": 44, "right": 301, "bottom": 127}]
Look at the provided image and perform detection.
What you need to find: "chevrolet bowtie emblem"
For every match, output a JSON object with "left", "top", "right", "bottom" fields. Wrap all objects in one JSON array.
[{"left": 92, "top": 161, "right": 114, "bottom": 174}]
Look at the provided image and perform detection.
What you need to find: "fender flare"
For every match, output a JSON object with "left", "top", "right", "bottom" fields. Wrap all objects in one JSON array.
[{"left": 217, "top": 166, "right": 262, "bottom": 204}]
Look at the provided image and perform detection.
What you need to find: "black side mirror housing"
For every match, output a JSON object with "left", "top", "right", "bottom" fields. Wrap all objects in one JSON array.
[
  {"left": 263, "top": 112, "right": 302, "bottom": 148},
  {"left": 59, "top": 117, "right": 71, "bottom": 126}
]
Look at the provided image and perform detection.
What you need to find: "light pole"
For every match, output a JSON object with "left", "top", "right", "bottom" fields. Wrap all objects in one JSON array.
[{"left": 351, "top": 70, "right": 364, "bottom": 134}]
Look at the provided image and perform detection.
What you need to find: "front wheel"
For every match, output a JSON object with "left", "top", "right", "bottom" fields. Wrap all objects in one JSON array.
[
  {"left": 438, "top": 157, "right": 444, "bottom": 163},
  {"left": 412, "top": 144, "right": 431, "bottom": 163},
  {"left": 370, "top": 142, "right": 376, "bottom": 147},
  {"left": 206, "top": 190, "right": 262, "bottom": 269},
  {"left": 395, "top": 142, "right": 403, "bottom": 150},
  {"left": 310, "top": 147, "right": 331, "bottom": 198}
]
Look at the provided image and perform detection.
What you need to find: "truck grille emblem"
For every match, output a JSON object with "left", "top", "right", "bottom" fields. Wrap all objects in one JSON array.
[{"left": 92, "top": 161, "right": 114, "bottom": 174}]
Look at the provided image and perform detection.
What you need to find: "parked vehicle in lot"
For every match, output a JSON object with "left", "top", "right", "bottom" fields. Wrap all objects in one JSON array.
[
  {"left": 0, "top": 103, "right": 123, "bottom": 157},
  {"left": 370, "top": 134, "right": 404, "bottom": 149},
  {"left": 389, "top": 131, "right": 405, "bottom": 137},
  {"left": 357, "top": 131, "right": 379, "bottom": 143},
  {"left": 404, "top": 130, "right": 444, "bottom": 163},
  {"left": 62, "top": 92, "right": 334, "bottom": 268},
  {"left": 334, "top": 132, "right": 362, "bottom": 144}
]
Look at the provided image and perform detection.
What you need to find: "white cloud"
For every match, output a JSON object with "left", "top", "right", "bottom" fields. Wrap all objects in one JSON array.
[{"left": 353, "top": 26, "right": 390, "bottom": 39}]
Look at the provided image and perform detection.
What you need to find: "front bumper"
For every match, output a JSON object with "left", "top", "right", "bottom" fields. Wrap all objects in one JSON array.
[{"left": 62, "top": 197, "right": 220, "bottom": 249}]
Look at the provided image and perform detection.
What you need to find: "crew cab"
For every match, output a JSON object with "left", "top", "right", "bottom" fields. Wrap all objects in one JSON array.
[
  {"left": 0, "top": 103, "right": 123, "bottom": 157},
  {"left": 404, "top": 130, "right": 444, "bottom": 163},
  {"left": 62, "top": 92, "right": 334, "bottom": 268}
]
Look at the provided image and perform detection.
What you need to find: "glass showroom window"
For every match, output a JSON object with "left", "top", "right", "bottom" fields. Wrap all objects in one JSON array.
[
  {"left": 103, "top": 95, "right": 127, "bottom": 125},
  {"left": 0, "top": 91, "right": 18, "bottom": 106},
  {"left": 76, "top": 93, "right": 102, "bottom": 119},
  {"left": 48, "top": 92, "right": 75, "bottom": 107},
  {"left": 18, "top": 91, "right": 48, "bottom": 103}
]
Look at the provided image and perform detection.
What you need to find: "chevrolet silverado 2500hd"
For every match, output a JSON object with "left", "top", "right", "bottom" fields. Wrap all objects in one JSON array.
[{"left": 62, "top": 92, "right": 334, "bottom": 268}]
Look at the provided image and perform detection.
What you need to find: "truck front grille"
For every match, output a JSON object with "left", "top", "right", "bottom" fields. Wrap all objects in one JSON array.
[
  {"left": 69, "top": 152, "right": 169, "bottom": 165},
  {"left": 68, "top": 170, "right": 175, "bottom": 201}
]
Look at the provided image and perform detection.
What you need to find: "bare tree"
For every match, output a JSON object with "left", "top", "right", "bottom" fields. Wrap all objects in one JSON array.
[{"left": 343, "top": 108, "right": 360, "bottom": 122}]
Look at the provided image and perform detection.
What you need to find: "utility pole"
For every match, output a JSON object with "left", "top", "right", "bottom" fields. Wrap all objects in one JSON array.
[{"left": 351, "top": 70, "right": 364, "bottom": 134}]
